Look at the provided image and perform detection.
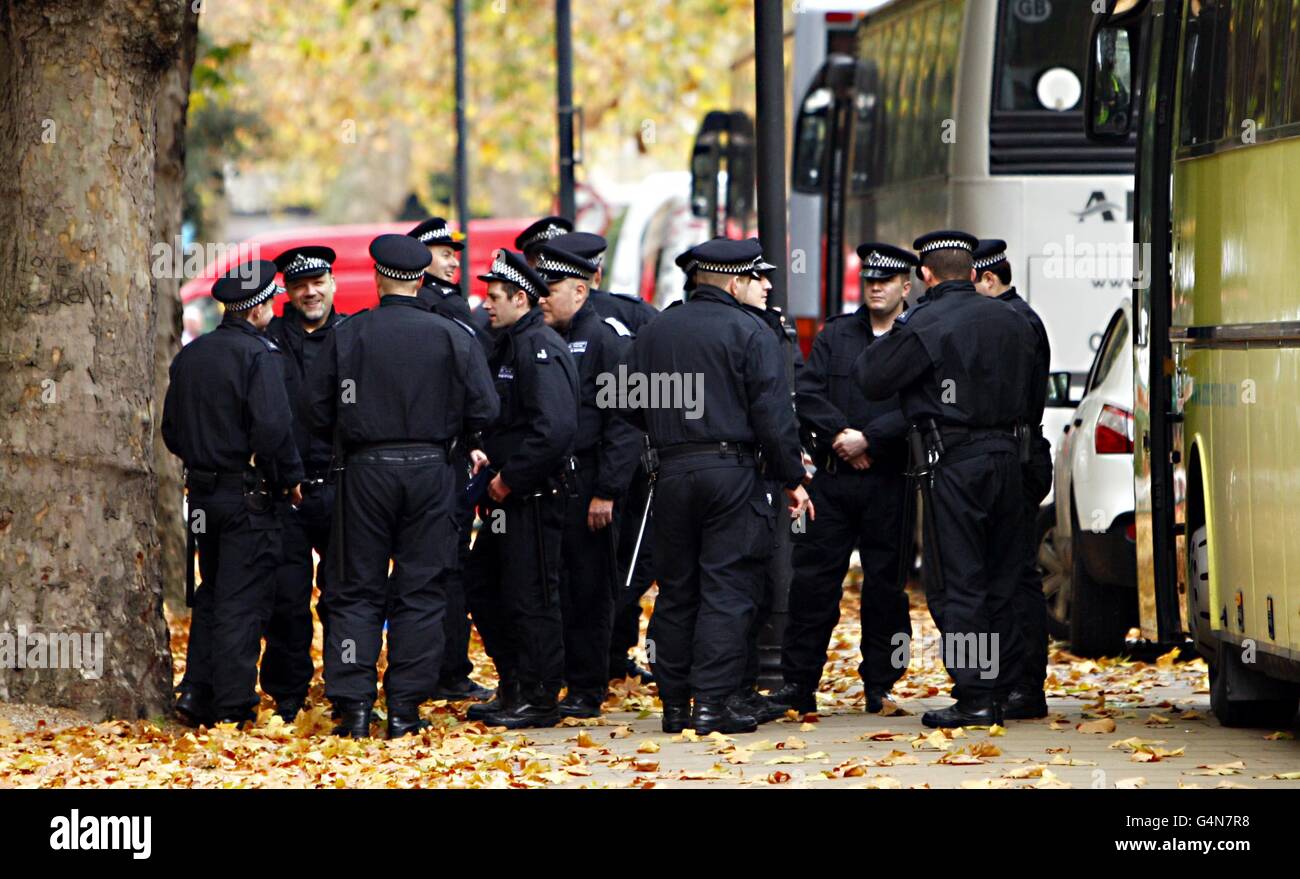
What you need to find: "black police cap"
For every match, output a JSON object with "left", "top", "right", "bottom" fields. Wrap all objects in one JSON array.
[
  {"left": 515, "top": 216, "right": 573, "bottom": 254},
  {"left": 973, "top": 239, "right": 1010, "bottom": 272},
  {"left": 912, "top": 230, "right": 979, "bottom": 256},
  {"left": 369, "top": 233, "right": 432, "bottom": 281},
  {"left": 478, "top": 248, "right": 550, "bottom": 301},
  {"left": 407, "top": 216, "right": 465, "bottom": 251},
  {"left": 273, "top": 245, "right": 336, "bottom": 283},
  {"left": 547, "top": 231, "right": 608, "bottom": 267},
  {"left": 212, "top": 260, "right": 283, "bottom": 311},
  {"left": 674, "top": 237, "right": 767, "bottom": 277},
  {"left": 536, "top": 242, "right": 599, "bottom": 282},
  {"left": 857, "top": 242, "right": 918, "bottom": 280}
]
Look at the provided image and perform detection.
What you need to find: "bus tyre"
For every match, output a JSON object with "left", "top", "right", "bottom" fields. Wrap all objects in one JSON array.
[
  {"left": 1037, "top": 503, "right": 1069, "bottom": 639},
  {"left": 1068, "top": 531, "right": 1128, "bottom": 658},
  {"left": 1209, "top": 641, "right": 1300, "bottom": 729}
]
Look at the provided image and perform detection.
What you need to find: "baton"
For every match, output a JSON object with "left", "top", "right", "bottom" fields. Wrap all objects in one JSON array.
[{"left": 623, "top": 479, "right": 654, "bottom": 590}]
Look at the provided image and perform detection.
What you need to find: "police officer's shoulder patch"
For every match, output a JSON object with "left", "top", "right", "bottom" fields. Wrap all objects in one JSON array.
[
  {"left": 602, "top": 316, "right": 633, "bottom": 337},
  {"left": 893, "top": 300, "right": 927, "bottom": 327},
  {"left": 451, "top": 317, "right": 477, "bottom": 337},
  {"left": 536, "top": 346, "right": 550, "bottom": 361}
]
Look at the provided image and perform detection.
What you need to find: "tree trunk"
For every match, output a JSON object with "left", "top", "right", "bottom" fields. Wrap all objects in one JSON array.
[
  {"left": 154, "top": 7, "right": 199, "bottom": 612},
  {"left": 0, "top": 0, "right": 192, "bottom": 719}
]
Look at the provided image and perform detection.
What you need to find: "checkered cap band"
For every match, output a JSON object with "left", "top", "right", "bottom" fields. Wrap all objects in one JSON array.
[
  {"left": 225, "top": 277, "right": 281, "bottom": 311},
  {"left": 919, "top": 238, "right": 974, "bottom": 254},
  {"left": 538, "top": 255, "right": 594, "bottom": 281},
  {"left": 417, "top": 226, "right": 452, "bottom": 244},
  {"left": 488, "top": 255, "right": 543, "bottom": 298},
  {"left": 974, "top": 251, "right": 1008, "bottom": 271},
  {"left": 519, "top": 223, "right": 568, "bottom": 251},
  {"left": 284, "top": 254, "right": 331, "bottom": 278},
  {"left": 375, "top": 263, "right": 424, "bottom": 281},
  {"left": 865, "top": 251, "right": 911, "bottom": 271},
  {"left": 686, "top": 256, "right": 764, "bottom": 276}
]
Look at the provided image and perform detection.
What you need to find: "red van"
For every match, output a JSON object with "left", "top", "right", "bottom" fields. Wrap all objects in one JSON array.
[{"left": 179, "top": 218, "right": 530, "bottom": 336}]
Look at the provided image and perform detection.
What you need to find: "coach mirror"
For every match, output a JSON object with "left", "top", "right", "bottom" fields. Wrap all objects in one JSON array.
[
  {"left": 1085, "top": 0, "right": 1142, "bottom": 143},
  {"left": 690, "top": 111, "right": 729, "bottom": 233},
  {"left": 1046, "top": 371, "right": 1083, "bottom": 409}
]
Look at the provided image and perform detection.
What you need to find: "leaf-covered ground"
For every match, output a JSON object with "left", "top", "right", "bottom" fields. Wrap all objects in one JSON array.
[{"left": 1, "top": 584, "right": 1297, "bottom": 788}]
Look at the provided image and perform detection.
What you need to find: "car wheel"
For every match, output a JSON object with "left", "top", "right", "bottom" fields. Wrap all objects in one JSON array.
[
  {"left": 1036, "top": 504, "right": 1069, "bottom": 639},
  {"left": 1068, "top": 530, "right": 1131, "bottom": 658}
]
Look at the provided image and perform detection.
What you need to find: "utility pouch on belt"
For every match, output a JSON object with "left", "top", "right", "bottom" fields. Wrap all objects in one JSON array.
[
  {"left": 186, "top": 468, "right": 217, "bottom": 494},
  {"left": 1016, "top": 421, "right": 1032, "bottom": 465},
  {"left": 242, "top": 468, "right": 273, "bottom": 514}
]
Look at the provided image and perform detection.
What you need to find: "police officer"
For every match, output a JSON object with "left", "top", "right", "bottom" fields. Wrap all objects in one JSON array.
[
  {"left": 534, "top": 239, "right": 642, "bottom": 718},
  {"left": 163, "top": 261, "right": 304, "bottom": 727},
  {"left": 260, "top": 246, "right": 348, "bottom": 722},
  {"left": 304, "top": 234, "right": 499, "bottom": 738},
  {"left": 407, "top": 216, "right": 494, "bottom": 703},
  {"left": 515, "top": 215, "right": 573, "bottom": 266},
  {"left": 769, "top": 243, "right": 916, "bottom": 717},
  {"left": 625, "top": 238, "right": 813, "bottom": 735},
  {"left": 465, "top": 249, "right": 580, "bottom": 729},
  {"left": 546, "top": 231, "right": 661, "bottom": 334},
  {"left": 852, "top": 231, "right": 1036, "bottom": 728},
  {"left": 542, "top": 232, "right": 661, "bottom": 684},
  {"left": 974, "top": 239, "right": 1052, "bottom": 720}
]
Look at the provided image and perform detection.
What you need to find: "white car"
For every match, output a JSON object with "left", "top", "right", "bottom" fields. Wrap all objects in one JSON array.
[{"left": 1037, "top": 303, "right": 1138, "bottom": 658}]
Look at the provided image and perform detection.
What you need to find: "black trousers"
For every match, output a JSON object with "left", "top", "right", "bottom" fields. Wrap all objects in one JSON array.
[
  {"left": 609, "top": 468, "right": 655, "bottom": 674},
  {"left": 648, "top": 456, "right": 773, "bottom": 702},
  {"left": 323, "top": 447, "right": 455, "bottom": 705},
  {"left": 180, "top": 489, "right": 280, "bottom": 719},
  {"left": 261, "top": 483, "right": 333, "bottom": 704},
  {"left": 559, "top": 464, "right": 621, "bottom": 695},
  {"left": 923, "top": 440, "right": 1024, "bottom": 701},
  {"left": 741, "top": 478, "right": 783, "bottom": 691},
  {"left": 781, "top": 465, "right": 910, "bottom": 693},
  {"left": 467, "top": 491, "right": 566, "bottom": 691},
  {"left": 1013, "top": 443, "right": 1053, "bottom": 690},
  {"left": 437, "top": 455, "right": 476, "bottom": 688}
]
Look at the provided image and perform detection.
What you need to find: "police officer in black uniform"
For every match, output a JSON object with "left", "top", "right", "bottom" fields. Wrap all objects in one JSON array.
[
  {"left": 407, "top": 216, "right": 494, "bottom": 703},
  {"left": 534, "top": 239, "right": 642, "bottom": 718},
  {"left": 163, "top": 261, "right": 304, "bottom": 727},
  {"left": 542, "top": 232, "right": 661, "bottom": 684},
  {"left": 769, "top": 243, "right": 916, "bottom": 717},
  {"left": 852, "top": 231, "right": 1036, "bottom": 728},
  {"left": 304, "top": 234, "right": 498, "bottom": 738},
  {"left": 974, "top": 239, "right": 1053, "bottom": 720},
  {"left": 465, "top": 249, "right": 580, "bottom": 729},
  {"left": 625, "top": 238, "right": 813, "bottom": 735},
  {"left": 260, "top": 246, "right": 348, "bottom": 721}
]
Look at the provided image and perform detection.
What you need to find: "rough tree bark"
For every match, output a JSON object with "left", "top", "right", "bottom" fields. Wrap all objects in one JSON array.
[
  {"left": 154, "top": 7, "right": 199, "bottom": 611},
  {"left": 0, "top": 0, "right": 193, "bottom": 718}
]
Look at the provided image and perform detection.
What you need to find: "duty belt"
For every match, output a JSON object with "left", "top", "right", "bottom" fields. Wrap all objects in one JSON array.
[
  {"left": 183, "top": 469, "right": 245, "bottom": 493},
  {"left": 938, "top": 426, "right": 1018, "bottom": 449},
  {"left": 346, "top": 441, "right": 450, "bottom": 462},
  {"left": 656, "top": 441, "right": 757, "bottom": 462}
]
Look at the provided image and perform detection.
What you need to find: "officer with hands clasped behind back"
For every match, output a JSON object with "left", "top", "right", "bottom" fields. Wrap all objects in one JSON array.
[
  {"left": 534, "top": 239, "right": 642, "bottom": 718},
  {"left": 770, "top": 243, "right": 916, "bottom": 718},
  {"left": 624, "top": 237, "right": 813, "bottom": 736},
  {"left": 261, "top": 245, "right": 349, "bottom": 723},
  {"left": 852, "top": 230, "right": 1036, "bottom": 729},
  {"left": 163, "top": 260, "right": 304, "bottom": 728},
  {"left": 304, "top": 234, "right": 498, "bottom": 739},
  {"left": 973, "top": 238, "right": 1053, "bottom": 720},
  {"left": 465, "top": 248, "right": 581, "bottom": 730}
]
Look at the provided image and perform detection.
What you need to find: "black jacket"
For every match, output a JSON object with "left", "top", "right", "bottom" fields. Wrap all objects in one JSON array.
[
  {"left": 303, "top": 294, "right": 498, "bottom": 450},
  {"left": 265, "top": 304, "right": 349, "bottom": 475},
  {"left": 797, "top": 307, "right": 909, "bottom": 471},
  {"left": 162, "top": 316, "right": 304, "bottom": 489},
  {"left": 483, "top": 307, "right": 580, "bottom": 494},
  {"left": 625, "top": 285, "right": 805, "bottom": 489},
  {"left": 560, "top": 301, "right": 641, "bottom": 500},
  {"left": 587, "top": 288, "right": 659, "bottom": 334}
]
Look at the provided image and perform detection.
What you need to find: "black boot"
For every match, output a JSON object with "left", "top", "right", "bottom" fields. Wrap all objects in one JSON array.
[
  {"left": 387, "top": 701, "right": 431, "bottom": 738},
  {"left": 480, "top": 685, "right": 561, "bottom": 730},
  {"left": 691, "top": 698, "right": 757, "bottom": 735},
  {"left": 865, "top": 687, "right": 888, "bottom": 714},
  {"left": 732, "top": 689, "right": 788, "bottom": 725},
  {"left": 467, "top": 679, "right": 516, "bottom": 722},
  {"left": 175, "top": 686, "right": 213, "bottom": 728},
  {"left": 609, "top": 657, "right": 655, "bottom": 684},
  {"left": 558, "top": 690, "right": 605, "bottom": 719},
  {"left": 331, "top": 700, "right": 373, "bottom": 738},
  {"left": 765, "top": 683, "right": 816, "bottom": 715},
  {"left": 274, "top": 697, "right": 305, "bottom": 723},
  {"left": 1004, "top": 687, "right": 1049, "bottom": 720},
  {"left": 432, "top": 678, "right": 494, "bottom": 702},
  {"left": 661, "top": 699, "right": 691, "bottom": 733},
  {"left": 921, "top": 698, "right": 1003, "bottom": 729}
]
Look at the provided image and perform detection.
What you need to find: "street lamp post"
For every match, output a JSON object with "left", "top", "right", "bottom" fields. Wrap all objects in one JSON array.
[
  {"left": 556, "top": 0, "right": 577, "bottom": 220},
  {"left": 454, "top": 0, "right": 470, "bottom": 296}
]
